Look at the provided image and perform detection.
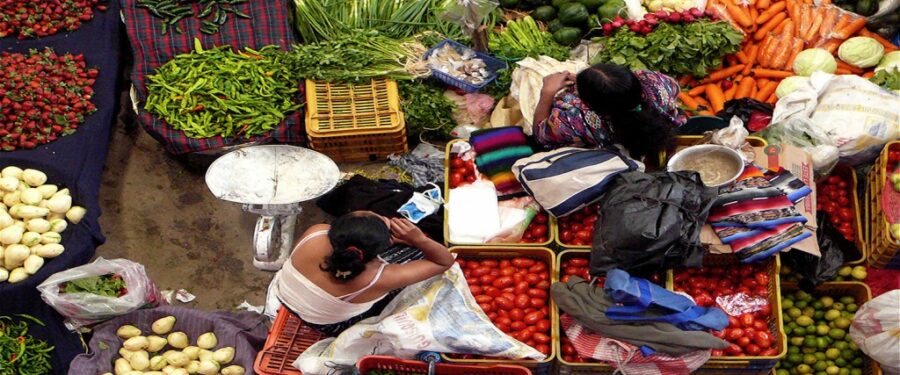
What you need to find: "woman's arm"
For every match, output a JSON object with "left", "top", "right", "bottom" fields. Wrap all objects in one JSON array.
[
  {"left": 532, "top": 72, "right": 575, "bottom": 125},
  {"left": 379, "top": 218, "right": 454, "bottom": 289}
]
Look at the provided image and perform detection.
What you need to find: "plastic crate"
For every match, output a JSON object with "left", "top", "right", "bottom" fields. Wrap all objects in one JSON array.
[
  {"left": 552, "top": 204, "right": 598, "bottom": 250},
  {"left": 554, "top": 250, "right": 615, "bottom": 375},
  {"left": 443, "top": 246, "right": 558, "bottom": 375},
  {"left": 307, "top": 123, "right": 408, "bottom": 162},
  {"left": 668, "top": 254, "right": 787, "bottom": 375},
  {"left": 424, "top": 39, "right": 507, "bottom": 93},
  {"left": 442, "top": 139, "right": 556, "bottom": 247},
  {"left": 254, "top": 307, "right": 328, "bottom": 375},
  {"left": 866, "top": 141, "right": 900, "bottom": 268},
  {"left": 357, "top": 356, "right": 532, "bottom": 374},
  {"left": 778, "top": 282, "right": 882, "bottom": 375},
  {"left": 820, "top": 164, "right": 867, "bottom": 265}
]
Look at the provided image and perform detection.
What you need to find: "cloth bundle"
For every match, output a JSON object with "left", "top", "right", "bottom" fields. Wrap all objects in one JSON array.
[
  {"left": 469, "top": 127, "right": 533, "bottom": 192},
  {"left": 710, "top": 166, "right": 812, "bottom": 263}
]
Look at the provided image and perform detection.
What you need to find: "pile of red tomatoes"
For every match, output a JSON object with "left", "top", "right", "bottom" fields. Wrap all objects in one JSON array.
[
  {"left": 816, "top": 173, "right": 857, "bottom": 242},
  {"left": 520, "top": 212, "right": 550, "bottom": 244},
  {"left": 448, "top": 154, "right": 477, "bottom": 189},
  {"left": 557, "top": 205, "right": 599, "bottom": 246}
]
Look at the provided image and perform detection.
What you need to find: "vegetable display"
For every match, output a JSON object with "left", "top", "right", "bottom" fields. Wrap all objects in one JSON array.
[
  {"left": 499, "top": 0, "right": 599, "bottom": 46},
  {"left": 106, "top": 316, "right": 246, "bottom": 375},
  {"left": 61, "top": 273, "right": 127, "bottom": 297},
  {"left": 456, "top": 256, "right": 552, "bottom": 356},
  {"left": 290, "top": 0, "right": 463, "bottom": 43},
  {"left": 591, "top": 19, "right": 743, "bottom": 78},
  {"left": 489, "top": 16, "right": 571, "bottom": 62},
  {"left": 837, "top": 37, "right": 884, "bottom": 69},
  {"left": 0, "top": 48, "right": 98, "bottom": 151},
  {"left": 0, "top": 1, "right": 108, "bottom": 39},
  {"left": 285, "top": 31, "right": 427, "bottom": 82},
  {"left": 816, "top": 173, "right": 858, "bottom": 242},
  {"left": 398, "top": 81, "right": 457, "bottom": 140},
  {"left": 600, "top": 8, "right": 720, "bottom": 35},
  {"left": 136, "top": 0, "right": 250, "bottom": 35},
  {"left": 145, "top": 40, "right": 301, "bottom": 139},
  {"left": 0, "top": 166, "right": 85, "bottom": 284},
  {"left": 557, "top": 204, "right": 599, "bottom": 246},
  {"left": 0, "top": 315, "right": 53, "bottom": 375},
  {"left": 776, "top": 291, "right": 866, "bottom": 375},
  {"left": 673, "top": 262, "right": 779, "bottom": 357}
]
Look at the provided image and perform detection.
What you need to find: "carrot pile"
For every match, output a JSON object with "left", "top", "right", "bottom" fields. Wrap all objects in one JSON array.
[{"left": 676, "top": 0, "right": 898, "bottom": 115}]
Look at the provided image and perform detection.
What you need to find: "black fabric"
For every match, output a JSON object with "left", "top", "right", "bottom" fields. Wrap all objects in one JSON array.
[
  {"left": 0, "top": 2, "right": 122, "bottom": 373},
  {"left": 782, "top": 212, "right": 849, "bottom": 291},
  {"left": 590, "top": 171, "right": 716, "bottom": 278},
  {"left": 316, "top": 175, "right": 445, "bottom": 243}
]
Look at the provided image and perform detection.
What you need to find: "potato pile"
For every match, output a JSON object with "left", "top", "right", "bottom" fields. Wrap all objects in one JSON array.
[
  {"left": 107, "top": 316, "right": 245, "bottom": 375},
  {"left": 0, "top": 166, "right": 86, "bottom": 283}
]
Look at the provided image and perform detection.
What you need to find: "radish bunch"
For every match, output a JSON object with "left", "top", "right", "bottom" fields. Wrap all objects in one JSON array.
[{"left": 602, "top": 8, "right": 721, "bottom": 35}]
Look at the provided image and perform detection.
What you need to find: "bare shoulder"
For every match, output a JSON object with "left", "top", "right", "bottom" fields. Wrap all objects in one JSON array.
[{"left": 302, "top": 224, "right": 331, "bottom": 237}]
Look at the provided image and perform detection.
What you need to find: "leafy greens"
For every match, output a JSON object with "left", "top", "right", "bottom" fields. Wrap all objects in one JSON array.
[{"left": 62, "top": 273, "right": 127, "bottom": 297}]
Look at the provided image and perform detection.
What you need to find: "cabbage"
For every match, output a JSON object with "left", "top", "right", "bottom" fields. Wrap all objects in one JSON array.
[
  {"left": 792, "top": 48, "right": 837, "bottom": 76},
  {"left": 776, "top": 76, "right": 811, "bottom": 98},
  {"left": 876, "top": 51, "right": 900, "bottom": 72},
  {"left": 838, "top": 37, "right": 884, "bottom": 69}
]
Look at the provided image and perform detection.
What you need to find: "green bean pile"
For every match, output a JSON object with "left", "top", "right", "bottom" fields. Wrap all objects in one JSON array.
[
  {"left": 0, "top": 315, "right": 54, "bottom": 375},
  {"left": 136, "top": 0, "right": 251, "bottom": 35},
  {"left": 145, "top": 39, "right": 302, "bottom": 139}
]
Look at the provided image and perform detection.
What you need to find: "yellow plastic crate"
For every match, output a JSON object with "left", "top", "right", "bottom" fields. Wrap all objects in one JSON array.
[
  {"left": 443, "top": 246, "right": 558, "bottom": 375},
  {"left": 822, "top": 164, "right": 867, "bottom": 265},
  {"left": 305, "top": 79, "right": 404, "bottom": 137}
]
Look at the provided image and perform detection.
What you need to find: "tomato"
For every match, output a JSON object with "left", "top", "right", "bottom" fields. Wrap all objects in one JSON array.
[
  {"left": 478, "top": 302, "right": 493, "bottom": 313},
  {"left": 510, "top": 308, "right": 525, "bottom": 321},
  {"left": 495, "top": 297, "right": 514, "bottom": 310},
  {"left": 736, "top": 337, "right": 751, "bottom": 347},
  {"left": 744, "top": 344, "right": 761, "bottom": 356},
  {"left": 530, "top": 298, "right": 545, "bottom": 308},
  {"left": 510, "top": 321, "right": 526, "bottom": 331},
  {"left": 695, "top": 293, "right": 714, "bottom": 307},
  {"left": 575, "top": 230, "right": 592, "bottom": 242},
  {"left": 837, "top": 196, "right": 850, "bottom": 207},
  {"left": 760, "top": 348, "right": 779, "bottom": 356},
  {"left": 536, "top": 319, "right": 551, "bottom": 332},
  {"left": 492, "top": 276, "right": 514, "bottom": 288},
  {"left": 475, "top": 295, "right": 492, "bottom": 304},
  {"left": 569, "top": 258, "right": 589, "bottom": 267},
  {"left": 756, "top": 303, "right": 772, "bottom": 317},
  {"left": 523, "top": 311, "right": 543, "bottom": 325},
  {"left": 511, "top": 258, "right": 535, "bottom": 268},
  {"left": 484, "top": 287, "right": 501, "bottom": 298},
  {"left": 726, "top": 328, "right": 744, "bottom": 340},
  {"left": 838, "top": 207, "right": 854, "bottom": 222},
  {"left": 536, "top": 280, "right": 551, "bottom": 289},
  {"left": 468, "top": 286, "right": 482, "bottom": 296},
  {"left": 753, "top": 331, "right": 773, "bottom": 347},
  {"left": 533, "top": 332, "right": 551, "bottom": 344},
  {"left": 513, "top": 294, "right": 530, "bottom": 309},
  {"left": 561, "top": 275, "right": 571, "bottom": 283},
  {"left": 529, "top": 263, "right": 547, "bottom": 273},
  {"left": 739, "top": 313, "right": 755, "bottom": 328},
  {"left": 534, "top": 214, "right": 548, "bottom": 224},
  {"left": 518, "top": 329, "right": 534, "bottom": 341},
  {"left": 449, "top": 173, "right": 463, "bottom": 187},
  {"left": 514, "top": 281, "right": 529, "bottom": 294},
  {"left": 724, "top": 344, "right": 742, "bottom": 355},
  {"left": 530, "top": 225, "right": 547, "bottom": 237},
  {"left": 561, "top": 230, "right": 574, "bottom": 242},
  {"left": 562, "top": 343, "right": 576, "bottom": 355},
  {"left": 472, "top": 267, "right": 490, "bottom": 277},
  {"left": 499, "top": 267, "right": 516, "bottom": 277},
  {"left": 535, "top": 344, "right": 550, "bottom": 355},
  {"left": 479, "top": 274, "right": 496, "bottom": 285},
  {"left": 711, "top": 349, "right": 724, "bottom": 356}
]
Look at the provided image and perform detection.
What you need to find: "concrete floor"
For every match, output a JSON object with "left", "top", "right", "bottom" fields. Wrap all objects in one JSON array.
[{"left": 95, "top": 91, "right": 386, "bottom": 311}]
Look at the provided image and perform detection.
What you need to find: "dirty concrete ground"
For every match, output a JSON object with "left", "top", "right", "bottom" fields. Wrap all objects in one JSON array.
[{"left": 96, "top": 91, "right": 390, "bottom": 311}]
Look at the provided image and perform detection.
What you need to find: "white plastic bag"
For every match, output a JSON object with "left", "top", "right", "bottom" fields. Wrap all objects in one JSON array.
[
  {"left": 850, "top": 290, "right": 900, "bottom": 375},
  {"left": 510, "top": 56, "right": 590, "bottom": 133},
  {"left": 771, "top": 72, "right": 900, "bottom": 166},
  {"left": 761, "top": 117, "right": 842, "bottom": 176},
  {"left": 294, "top": 264, "right": 544, "bottom": 374},
  {"left": 37, "top": 257, "right": 162, "bottom": 330},
  {"left": 446, "top": 180, "right": 501, "bottom": 243}
]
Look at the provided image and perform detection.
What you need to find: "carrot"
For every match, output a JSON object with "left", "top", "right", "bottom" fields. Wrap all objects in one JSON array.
[
  {"left": 766, "top": 92, "right": 777, "bottom": 104},
  {"left": 757, "top": 2, "right": 787, "bottom": 24},
  {"left": 836, "top": 60, "right": 864, "bottom": 74},
  {"left": 698, "top": 110, "right": 715, "bottom": 116},
  {"left": 694, "top": 96, "right": 711, "bottom": 108},
  {"left": 786, "top": 0, "right": 798, "bottom": 22},
  {"left": 724, "top": 84, "right": 738, "bottom": 101},
  {"left": 797, "top": 5, "right": 810, "bottom": 37},
  {"left": 818, "top": 8, "right": 838, "bottom": 39},
  {"left": 859, "top": 29, "right": 900, "bottom": 52},
  {"left": 757, "top": 78, "right": 771, "bottom": 90},
  {"left": 833, "top": 17, "right": 867, "bottom": 40},
  {"left": 736, "top": 51, "right": 750, "bottom": 64},
  {"left": 703, "top": 64, "right": 747, "bottom": 83},
  {"left": 786, "top": 38, "right": 804, "bottom": 70},
  {"left": 736, "top": 77, "right": 755, "bottom": 98},
  {"left": 820, "top": 0, "right": 831, "bottom": 5},
  {"left": 755, "top": 12, "right": 787, "bottom": 40},
  {"left": 749, "top": 7, "right": 759, "bottom": 29},
  {"left": 706, "top": 83, "right": 727, "bottom": 113},
  {"left": 822, "top": 39, "right": 840, "bottom": 54},
  {"left": 862, "top": 71, "right": 875, "bottom": 78},
  {"left": 758, "top": 36, "right": 775, "bottom": 67},
  {"left": 758, "top": 0, "right": 772, "bottom": 9},
  {"left": 726, "top": 55, "right": 740, "bottom": 66},
  {"left": 750, "top": 84, "right": 759, "bottom": 98},
  {"left": 834, "top": 68, "right": 852, "bottom": 74},
  {"left": 755, "top": 81, "right": 778, "bottom": 101},
  {"left": 773, "top": 17, "right": 791, "bottom": 34},
  {"left": 679, "top": 92, "right": 701, "bottom": 110},
  {"left": 753, "top": 68, "right": 794, "bottom": 78},
  {"left": 742, "top": 45, "right": 759, "bottom": 75},
  {"left": 678, "top": 75, "right": 694, "bottom": 86},
  {"left": 803, "top": 7, "right": 825, "bottom": 43},
  {"left": 688, "top": 85, "right": 707, "bottom": 96},
  {"left": 726, "top": 2, "right": 754, "bottom": 28},
  {"left": 770, "top": 23, "right": 795, "bottom": 69}
]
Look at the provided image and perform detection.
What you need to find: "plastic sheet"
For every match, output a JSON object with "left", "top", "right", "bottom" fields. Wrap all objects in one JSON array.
[
  {"left": 850, "top": 290, "right": 900, "bottom": 374},
  {"left": 781, "top": 212, "right": 848, "bottom": 290}
]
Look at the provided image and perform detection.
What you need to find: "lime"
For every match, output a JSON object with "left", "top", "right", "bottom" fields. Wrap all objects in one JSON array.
[
  {"left": 796, "top": 291, "right": 811, "bottom": 301},
  {"left": 825, "top": 309, "right": 841, "bottom": 321},
  {"left": 846, "top": 304, "right": 858, "bottom": 313},
  {"left": 803, "top": 307, "right": 816, "bottom": 317},
  {"left": 816, "top": 324, "right": 831, "bottom": 335},
  {"left": 789, "top": 346, "right": 800, "bottom": 354},
  {"left": 828, "top": 328, "right": 846, "bottom": 340},
  {"left": 795, "top": 327, "right": 808, "bottom": 336},
  {"left": 835, "top": 358, "right": 847, "bottom": 367},
  {"left": 834, "top": 276, "right": 845, "bottom": 281},
  {"left": 783, "top": 299, "right": 795, "bottom": 309},
  {"left": 850, "top": 369, "right": 862, "bottom": 375},
  {"left": 832, "top": 302, "right": 845, "bottom": 311},
  {"left": 834, "top": 341, "right": 848, "bottom": 350},
  {"left": 826, "top": 365, "right": 840, "bottom": 375},
  {"left": 812, "top": 301, "right": 825, "bottom": 310},
  {"left": 797, "top": 364, "right": 812, "bottom": 374},
  {"left": 838, "top": 369, "right": 850, "bottom": 375},
  {"left": 851, "top": 357, "right": 863, "bottom": 367},
  {"left": 785, "top": 326, "right": 794, "bottom": 335},
  {"left": 826, "top": 348, "right": 841, "bottom": 359},
  {"left": 814, "top": 360, "right": 828, "bottom": 371},
  {"left": 797, "top": 316, "right": 814, "bottom": 327},
  {"left": 834, "top": 318, "right": 851, "bottom": 330},
  {"left": 788, "top": 307, "right": 803, "bottom": 318},
  {"left": 791, "top": 336, "right": 806, "bottom": 346},
  {"left": 790, "top": 367, "right": 799, "bottom": 375},
  {"left": 837, "top": 266, "right": 852, "bottom": 276},
  {"left": 815, "top": 371, "right": 828, "bottom": 375},
  {"left": 788, "top": 353, "right": 804, "bottom": 364},
  {"left": 804, "top": 353, "right": 818, "bottom": 365},
  {"left": 802, "top": 347, "right": 817, "bottom": 354},
  {"left": 796, "top": 300, "right": 808, "bottom": 309},
  {"left": 848, "top": 341, "right": 858, "bottom": 351},
  {"left": 841, "top": 349, "right": 855, "bottom": 360},
  {"left": 817, "top": 337, "right": 830, "bottom": 349},
  {"left": 777, "top": 370, "right": 790, "bottom": 375},
  {"left": 804, "top": 337, "right": 818, "bottom": 348},
  {"left": 819, "top": 296, "right": 834, "bottom": 307}
]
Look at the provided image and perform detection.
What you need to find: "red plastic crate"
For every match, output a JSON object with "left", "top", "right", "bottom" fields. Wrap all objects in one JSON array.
[
  {"left": 357, "top": 355, "right": 532, "bottom": 374},
  {"left": 254, "top": 307, "right": 328, "bottom": 375}
]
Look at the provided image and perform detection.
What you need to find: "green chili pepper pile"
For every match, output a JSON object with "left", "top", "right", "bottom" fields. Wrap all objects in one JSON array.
[
  {"left": 0, "top": 315, "right": 54, "bottom": 375},
  {"left": 136, "top": 0, "right": 251, "bottom": 35},
  {"left": 145, "top": 39, "right": 301, "bottom": 139}
]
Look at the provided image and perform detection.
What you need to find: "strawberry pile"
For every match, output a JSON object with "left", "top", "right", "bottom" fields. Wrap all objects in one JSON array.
[
  {"left": 0, "top": 1, "right": 108, "bottom": 39},
  {"left": 601, "top": 8, "right": 720, "bottom": 35},
  {"left": 0, "top": 49, "right": 98, "bottom": 150}
]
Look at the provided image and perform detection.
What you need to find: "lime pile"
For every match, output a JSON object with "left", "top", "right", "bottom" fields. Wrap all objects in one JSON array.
[
  {"left": 780, "top": 265, "right": 867, "bottom": 283},
  {"left": 776, "top": 291, "right": 866, "bottom": 375}
]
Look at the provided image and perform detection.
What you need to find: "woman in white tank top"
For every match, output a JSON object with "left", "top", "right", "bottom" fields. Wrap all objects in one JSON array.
[{"left": 273, "top": 211, "right": 454, "bottom": 336}]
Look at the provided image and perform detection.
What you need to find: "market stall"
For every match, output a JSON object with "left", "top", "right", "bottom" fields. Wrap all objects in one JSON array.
[{"left": 0, "top": 0, "right": 122, "bottom": 372}]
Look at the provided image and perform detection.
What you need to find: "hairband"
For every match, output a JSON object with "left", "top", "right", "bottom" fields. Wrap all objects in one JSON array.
[
  {"left": 631, "top": 104, "right": 643, "bottom": 113},
  {"left": 335, "top": 270, "right": 352, "bottom": 279},
  {"left": 347, "top": 246, "right": 364, "bottom": 261}
]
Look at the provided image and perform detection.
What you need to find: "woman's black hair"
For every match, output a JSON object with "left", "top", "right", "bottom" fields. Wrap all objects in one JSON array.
[
  {"left": 320, "top": 212, "right": 391, "bottom": 282},
  {"left": 576, "top": 63, "right": 675, "bottom": 160}
]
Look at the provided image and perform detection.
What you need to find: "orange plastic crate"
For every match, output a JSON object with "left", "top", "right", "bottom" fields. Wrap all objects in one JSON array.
[
  {"left": 254, "top": 307, "right": 328, "bottom": 375},
  {"left": 357, "top": 355, "right": 532, "bottom": 374}
]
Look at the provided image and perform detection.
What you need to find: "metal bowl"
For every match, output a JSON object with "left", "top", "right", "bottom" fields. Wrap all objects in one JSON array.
[{"left": 667, "top": 144, "right": 744, "bottom": 187}]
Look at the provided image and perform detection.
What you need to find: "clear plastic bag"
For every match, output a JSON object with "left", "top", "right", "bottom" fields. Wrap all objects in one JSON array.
[
  {"left": 440, "top": 0, "right": 499, "bottom": 35},
  {"left": 37, "top": 257, "right": 163, "bottom": 330},
  {"left": 758, "top": 117, "right": 840, "bottom": 176},
  {"left": 849, "top": 290, "right": 900, "bottom": 374}
]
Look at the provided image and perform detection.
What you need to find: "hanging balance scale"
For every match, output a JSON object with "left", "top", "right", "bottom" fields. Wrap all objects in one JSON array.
[{"left": 205, "top": 145, "right": 341, "bottom": 271}]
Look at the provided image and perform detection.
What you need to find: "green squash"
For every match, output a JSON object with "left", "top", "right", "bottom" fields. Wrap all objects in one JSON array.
[
  {"left": 597, "top": 0, "right": 627, "bottom": 21},
  {"left": 521, "top": 0, "right": 547, "bottom": 9},
  {"left": 551, "top": 0, "right": 573, "bottom": 7},
  {"left": 558, "top": 2, "right": 590, "bottom": 26},
  {"left": 579, "top": 0, "right": 605, "bottom": 11},
  {"left": 553, "top": 26, "right": 583, "bottom": 46},
  {"left": 548, "top": 19, "right": 564, "bottom": 32},
  {"left": 532, "top": 5, "right": 558, "bottom": 21}
]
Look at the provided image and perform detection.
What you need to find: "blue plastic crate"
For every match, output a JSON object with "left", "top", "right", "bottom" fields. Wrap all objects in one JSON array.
[{"left": 423, "top": 39, "right": 507, "bottom": 93}]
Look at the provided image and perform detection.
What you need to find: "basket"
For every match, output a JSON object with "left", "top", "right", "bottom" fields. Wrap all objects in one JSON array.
[
  {"left": 357, "top": 356, "right": 532, "bottom": 375},
  {"left": 778, "top": 282, "right": 882, "bottom": 375},
  {"left": 254, "top": 307, "right": 328, "bottom": 375},
  {"left": 443, "top": 246, "right": 558, "bottom": 375},
  {"left": 821, "top": 164, "right": 867, "bottom": 265},
  {"left": 866, "top": 141, "right": 900, "bottom": 268},
  {"left": 668, "top": 254, "right": 787, "bottom": 375},
  {"left": 424, "top": 39, "right": 507, "bottom": 93},
  {"left": 305, "top": 79, "right": 407, "bottom": 162},
  {"left": 443, "top": 140, "right": 556, "bottom": 247},
  {"left": 552, "top": 204, "right": 598, "bottom": 250},
  {"left": 554, "top": 250, "right": 615, "bottom": 375}
]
